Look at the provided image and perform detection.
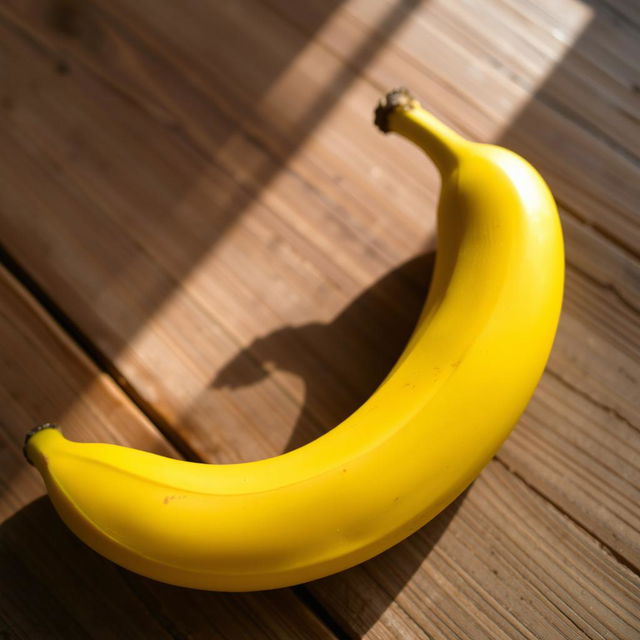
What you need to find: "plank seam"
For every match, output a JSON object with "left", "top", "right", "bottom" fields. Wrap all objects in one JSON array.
[
  {"left": 544, "top": 367, "right": 639, "bottom": 434},
  {"left": 535, "top": 91, "right": 640, "bottom": 168},
  {"left": 293, "top": 586, "right": 354, "bottom": 640},
  {"left": 567, "top": 260, "right": 640, "bottom": 316},
  {"left": 0, "top": 243, "right": 202, "bottom": 463},
  {"left": 589, "top": 0, "right": 640, "bottom": 33},
  {"left": 559, "top": 200, "right": 640, "bottom": 261},
  {"left": 115, "top": 566, "right": 187, "bottom": 640},
  {"left": 493, "top": 456, "right": 640, "bottom": 576}
]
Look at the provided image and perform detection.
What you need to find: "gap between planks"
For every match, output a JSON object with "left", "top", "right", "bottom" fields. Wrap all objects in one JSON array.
[{"left": 0, "top": 242, "right": 201, "bottom": 464}]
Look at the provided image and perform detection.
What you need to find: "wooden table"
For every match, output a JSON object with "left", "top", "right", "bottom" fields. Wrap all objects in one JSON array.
[{"left": 1, "top": 1, "right": 638, "bottom": 637}]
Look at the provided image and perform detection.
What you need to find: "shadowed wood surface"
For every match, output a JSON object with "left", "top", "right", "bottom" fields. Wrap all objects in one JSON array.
[{"left": 1, "top": 0, "right": 638, "bottom": 638}]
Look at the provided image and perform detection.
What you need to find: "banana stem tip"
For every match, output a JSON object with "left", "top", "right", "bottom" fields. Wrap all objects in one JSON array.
[
  {"left": 23, "top": 423, "right": 60, "bottom": 465},
  {"left": 374, "top": 87, "right": 420, "bottom": 133}
]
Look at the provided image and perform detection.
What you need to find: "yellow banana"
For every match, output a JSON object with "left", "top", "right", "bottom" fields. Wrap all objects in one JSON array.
[{"left": 25, "top": 88, "right": 564, "bottom": 591}]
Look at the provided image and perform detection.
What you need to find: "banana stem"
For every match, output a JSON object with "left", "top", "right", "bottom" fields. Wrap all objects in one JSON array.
[
  {"left": 374, "top": 88, "right": 466, "bottom": 175},
  {"left": 23, "top": 422, "right": 60, "bottom": 465}
]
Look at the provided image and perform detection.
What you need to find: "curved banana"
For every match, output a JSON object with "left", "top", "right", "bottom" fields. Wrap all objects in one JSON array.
[{"left": 25, "top": 88, "right": 564, "bottom": 591}]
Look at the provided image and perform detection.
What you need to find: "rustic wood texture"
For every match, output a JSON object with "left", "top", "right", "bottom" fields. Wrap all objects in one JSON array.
[{"left": 1, "top": 0, "right": 638, "bottom": 638}]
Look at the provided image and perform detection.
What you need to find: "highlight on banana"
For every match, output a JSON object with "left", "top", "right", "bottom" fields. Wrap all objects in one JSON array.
[{"left": 25, "top": 88, "right": 564, "bottom": 591}]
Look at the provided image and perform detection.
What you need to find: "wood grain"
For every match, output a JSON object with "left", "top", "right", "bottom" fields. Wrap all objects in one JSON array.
[
  {"left": 0, "top": 0, "right": 638, "bottom": 637},
  {"left": 0, "top": 266, "right": 335, "bottom": 638}
]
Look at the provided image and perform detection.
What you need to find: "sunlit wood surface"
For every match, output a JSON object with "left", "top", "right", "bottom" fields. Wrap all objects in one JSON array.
[{"left": 1, "top": 0, "right": 638, "bottom": 637}]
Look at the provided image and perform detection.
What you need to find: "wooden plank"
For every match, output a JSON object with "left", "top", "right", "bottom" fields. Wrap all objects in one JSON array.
[
  {"left": 0, "top": 265, "right": 335, "bottom": 638},
  {"left": 410, "top": 0, "right": 639, "bottom": 158},
  {"left": 591, "top": 0, "right": 640, "bottom": 29},
  {"left": 502, "top": 368, "right": 640, "bottom": 564},
  {"left": 0, "top": 1, "right": 639, "bottom": 636},
  {"left": 1, "top": 0, "right": 638, "bottom": 549},
  {"left": 551, "top": 220, "right": 639, "bottom": 427}
]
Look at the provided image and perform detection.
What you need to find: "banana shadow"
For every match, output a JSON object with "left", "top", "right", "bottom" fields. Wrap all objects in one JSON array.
[{"left": 212, "top": 252, "right": 436, "bottom": 454}]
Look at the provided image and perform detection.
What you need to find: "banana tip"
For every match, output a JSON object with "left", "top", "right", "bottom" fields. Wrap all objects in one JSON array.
[
  {"left": 374, "top": 87, "right": 419, "bottom": 133},
  {"left": 23, "top": 423, "right": 60, "bottom": 465}
]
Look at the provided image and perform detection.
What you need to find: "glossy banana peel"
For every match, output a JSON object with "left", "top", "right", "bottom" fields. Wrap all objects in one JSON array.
[{"left": 25, "top": 88, "right": 564, "bottom": 591}]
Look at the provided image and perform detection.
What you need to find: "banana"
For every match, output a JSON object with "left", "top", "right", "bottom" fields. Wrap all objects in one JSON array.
[{"left": 25, "top": 88, "right": 564, "bottom": 591}]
